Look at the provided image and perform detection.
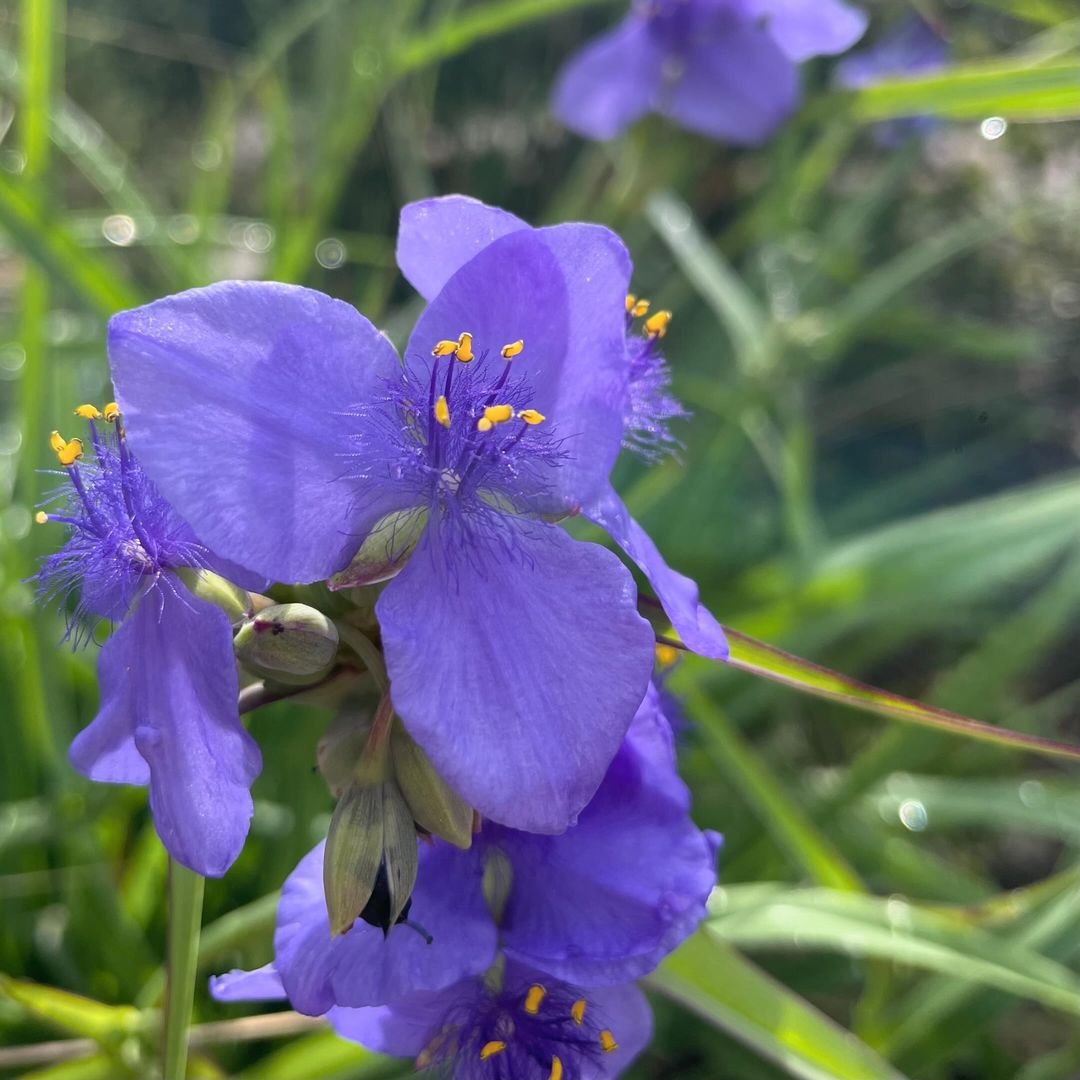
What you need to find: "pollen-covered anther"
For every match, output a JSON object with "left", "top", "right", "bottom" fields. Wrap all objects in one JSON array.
[
  {"left": 103, "top": 402, "right": 121, "bottom": 423},
  {"left": 476, "top": 403, "right": 515, "bottom": 432},
  {"left": 524, "top": 983, "right": 547, "bottom": 1015},
  {"left": 73, "top": 404, "right": 102, "bottom": 420},
  {"left": 549, "top": 1056, "right": 564, "bottom": 1080},
  {"left": 631, "top": 298, "right": 651, "bottom": 318},
  {"left": 570, "top": 998, "right": 587, "bottom": 1025},
  {"left": 454, "top": 331, "right": 474, "bottom": 363},
  {"left": 34, "top": 510, "right": 49, "bottom": 525},
  {"left": 599, "top": 1029, "right": 618, "bottom": 1054},
  {"left": 655, "top": 643, "right": 680, "bottom": 668},
  {"left": 625, "top": 293, "right": 637, "bottom": 312},
  {"left": 434, "top": 395, "right": 451, "bottom": 429},
  {"left": 645, "top": 310, "right": 672, "bottom": 338},
  {"left": 49, "top": 430, "right": 84, "bottom": 467},
  {"left": 479, "top": 1040, "right": 507, "bottom": 1060},
  {"left": 433, "top": 339, "right": 459, "bottom": 357},
  {"left": 501, "top": 339, "right": 524, "bottom": 359},
  {"left": 517, "top": 409, "right": 545, "bottom": 426}
]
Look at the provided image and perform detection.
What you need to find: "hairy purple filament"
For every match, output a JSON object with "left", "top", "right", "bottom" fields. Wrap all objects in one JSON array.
[
  {"left": 37, "top": 419, "right": 208, "bottom": 643},
  {"left": 623, "top": 313, "right": 687, "bottom": 460},
  {"left": 419, "top": 975, "right": 613, "bottom": 1080}
]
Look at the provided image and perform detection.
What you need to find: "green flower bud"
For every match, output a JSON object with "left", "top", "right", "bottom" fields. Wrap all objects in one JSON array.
[
  {"left": 316, "top": 710, "right": 372, "bottom": 799},
  {"left": 391, "top": 723, "right": 474, "bottom": 850},
  {"left": 482, "top": 848, "right": 514, "bottom": 926},
  {"left": 324, "top": 776, "right": 418, "bottom": 937},
  {"left": 327, "top": 508, "right": 428, "bottom": 591},
  {"left": 233, "top": 603, "right": 339, "bottom": 685},
  {"left": 177, "top": 567, "right": 252, "bottom": 623}
]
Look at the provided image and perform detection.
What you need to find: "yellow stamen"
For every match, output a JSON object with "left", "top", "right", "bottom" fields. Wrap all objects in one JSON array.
[
  {"left": 479, "top": 1040, "right": 506, "bottom": 1061},
  {"left": 483, "top": 404, "right": 514, "bottom": 426},
  {"left": 74, "top": 404, "right": 102, "bottom": 420},
  {"left": 476, "top": 417, "right": 494, "bottom": 433},
  {"left": 571, "top": 999, "right": 587, "bottom": 1025},
  {"left": 501, "top": 339, "right": 524, "bottom": 359},
  {"left": 518, "top": 409, "right": 545, "bottom": 426},
  {"left": 34, "top": 511, "right": 49, "bottom": 525},
  {"left": 645, "top": 310, "right": 672, "bottom": 338},
  {"left": 655, "top": 643, "right": 680, "bottom": 668},
  {"left": 631, "top": 298, "right": 651, "bottom": 318},
  {"left": 432, "top": 339, "right": 458, "bottom": 357},
  {"left": 524, "top": 984, "right": 546, "bottom": 1015},
  {"left": 434, "top": 395, "right": 451, "bottom": 429},
  {"left": 455, "top": 332, "right": 474, "bottom": 363},
  {"left": 49, "top": 430, "right": 66, "bottom": 454},
  {"left": 549, "top": 1056, "right": 564, "bottom": 1080},
  {"left": 599, "top": 1030, "right": 618, "bottom": 1054},
  {"left": 625, "top": 294, "right": 636, "bottom": 312},
  {"left": 103, "top": 402, "right": 121, "bottom": 423},
  {"left": 56, "top": 438, "right": 84, "bottom": 467}
]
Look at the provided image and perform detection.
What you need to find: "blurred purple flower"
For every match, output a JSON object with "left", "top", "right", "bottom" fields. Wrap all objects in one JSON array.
[
  {"left": 552, "top": 0, "right": 867, "bottom": 143},
  {"left": 36, "top": 413, "right": 260, "bottom": 876},
  {"left": 210, "top": 684, "right": 718, "bottom": 1014},
  {"left": 836, "top": 16, "right": 949, "bottom": 143},
  {"left": 108, "top": 196, "right": 727, "bottom": 836}
]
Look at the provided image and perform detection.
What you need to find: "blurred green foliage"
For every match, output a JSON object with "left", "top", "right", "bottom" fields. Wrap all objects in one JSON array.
[{"left": 2, "top": 0, "right": 1080, "bottom": 1076}]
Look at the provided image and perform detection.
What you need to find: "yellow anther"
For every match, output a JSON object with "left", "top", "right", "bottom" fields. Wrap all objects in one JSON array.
[
  {"left": 599, "top": 1030, "right": 618, "bottom": 1054},
  {"left": 518, "top": 409, "right": 545, "bottom": 426},
  {"left": 34, "top": 511, "right": 49, "bottom": 525},
  {"left": 432, "top": 339, "right": 459, "bottom": 357},
  {"left": 631, "top": 298, "right": 651, "bottom": 318},
  {"left": 103, "top": 402, "right": 121, "bottom": 423},
  {"left": 74, "top": 404, "right": 102, "bottom": 420},
  {"left": 625, "top": 294, "right": 636, "bottom": 312},
  {"left": 571, "top": 999, "right": 587, "bottom": 1025},
  {"left": 50, "top": 429, "right": 86, "bottom": 466},
  {"left": 549, "top": 1056, "right": 564, "bottom": 1080},
  {"left": 455, "top": 332, "right": 474, "bottom": 363},
  {"left": 477, "top": 417, "right": 494, "bottom": 433},
  {"left": 655, "top": 643, "right": 680, "bottom": 668},
  {"left": 501, "top": 339, "right": 524, "bottom": 359},
  {"left": 484, "top": 404, "right": 514, "bottom": 426},
  {"left": 524, "top": 984, "right": 547, "bottom": 1015},
  {"left": 479, "top": 1041, "right": 507, "bottom": 1061},
  {"left": 645, "top": 310, "right": 672, "bottom": 338},
  {"left": 434, "top": 395, "right": 451, "bottom": 429}
]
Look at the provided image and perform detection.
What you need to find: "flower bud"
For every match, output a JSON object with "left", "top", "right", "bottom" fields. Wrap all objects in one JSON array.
[
  {"left": 391, "top": 723, "right": 473, "bottom": 850},
  {"left": 177, "top": 567, "right": 252, "bottom": 623},
  {"left": 327, "top": 508, "right": 428, "bottom": 591},
  {"left": 324, "top": 776, "right": 419, "bottom": 937},
  {"left": 316, "top": 710, "right": 372, "bottom": 799},
  {"left": 233, "top": 603, "right": 339, "bottom": 684}
]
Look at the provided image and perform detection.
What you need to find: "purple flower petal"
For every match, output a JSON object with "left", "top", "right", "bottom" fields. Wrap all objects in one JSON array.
[
  {"left": 660, "top": 20, "right": 799, "bottom": 144},
  {"left": 586, "top": 981, "right": 654, "bottom": 1078},
  {"left": 406, "top": 224, "right": 631, "bottom": 510},
  {"left": 377, "top": 519, "right": 655, "bottom": 834},
  {"left": 210, "top": 964, "right": 286, "bottom": 1002},
  {"left": 327, "top": 990, "right": 454, "bottom": 1057},
  {"left": 126, "top": 585, "right": 259, "bottom": 877},
  {"left": 275, "top": 840, "right": 495, "bottom": 1015},
  {"left": 552, "top": 15, "right": 665, "bottom": 141},
  {"left": 108, "top": 281, "right": 406, "bottom": 584},
  {"left": 493, "top": 684, "right": 717, "bottom": 984},
  {"left": 584, "top": 485, "right": 727, "bottom": 660},
  {"left": 750, "top": 0, "right": 868, "bottom": 61},
  {"left": 397, "top": 196, "right": 527, "bottom": 302}
]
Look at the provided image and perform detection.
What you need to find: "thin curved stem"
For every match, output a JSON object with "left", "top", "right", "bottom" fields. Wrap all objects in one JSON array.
[{"left": 163, "top": 859, "right": 205, "bottom": 1080}]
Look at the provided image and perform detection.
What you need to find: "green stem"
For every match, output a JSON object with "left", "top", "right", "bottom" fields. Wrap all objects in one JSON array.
[
  {"left": 163, "top": 860, "right": 205, "bottom": 1080},
  {"left": 335, "top": 621, "right": 389, "bottom": 695}
]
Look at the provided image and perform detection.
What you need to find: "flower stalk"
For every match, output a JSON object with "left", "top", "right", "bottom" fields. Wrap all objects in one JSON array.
[{"left": 163, "top": 859, "right": 205, "bottom": 1080}]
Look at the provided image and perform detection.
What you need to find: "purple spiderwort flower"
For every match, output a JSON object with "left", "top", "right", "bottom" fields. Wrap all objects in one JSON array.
[
  {"left": 552, "top": 0, "right": 867, "bottom": 143},
  {"left": 107, "top": 197, "right": 724, "bottom": 835},
  {"left": 215, "top": 959, "right": 651, "bottom": 1080},
  {"left": 210, "top": 684, "right": 717, "bottom": 1014},
  {"left": 835, "top": 16, "right": 949, "bottom": 145},
  {"left": 35, "top": 408, "right": 261, "bottom": 876}
]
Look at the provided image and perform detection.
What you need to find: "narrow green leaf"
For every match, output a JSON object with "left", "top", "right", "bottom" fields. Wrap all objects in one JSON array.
[
  {"left": 0, "top": 174, "right": 143, "bottom": 316},
  {"left": 648, "top": 932, "right": 908, "bottom": 1080},
  {"left": 971, "top": 0, "right": 1079, "bottom": 23},
  {"left": 0, "top": 976, "right": 143, "bottom": 1041},
  {"left": 851, "top": 58, "right": 1080, "bottom": 121},
  {"left": 708, "top": 625, "right": 1080, "bottom": 763},
  {"left": 685, "top": 689, "right": 864, "bottom": 893},
  {"left": 232, "top": 1028, "right": 392, "bottom": 1080},
  {"left": 709, "top": 885, "right": 1080, "bottom": 1019}
]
